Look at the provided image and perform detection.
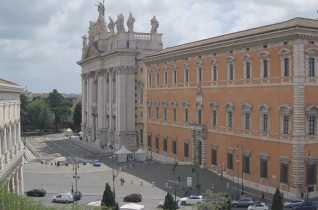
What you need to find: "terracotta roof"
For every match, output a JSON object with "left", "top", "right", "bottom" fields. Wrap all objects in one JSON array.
[{"left": 149, "top": 17, "right": 318, "bottom": 57}]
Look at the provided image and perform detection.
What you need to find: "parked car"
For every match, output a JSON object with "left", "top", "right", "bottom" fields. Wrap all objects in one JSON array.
[
  {"left": 52, "top": 192, "right": 74, "bottom": 203},
  {"left": 123, "top": 193, "right": 142, "bottom": 202},
  {"left": 25, "top": 189, "right": 46, "bottom": 197},
  {"left": 231, "top": 197, "right": 255, "bottom": 208},
  {"left": 292, "top": 201, "right": 317, "bottom": 210},
  {"left": 93, "top": 160, "right": 101, "bottom": 167},
  {"left": 180, "top": 195, "right": 204, "bottom": 205},
  {"left": 73, "top": 191, "right": 82, "bottom": 201},
  {"left": 284, "top": 199, "right": 304, "bottom": 208},
  {"left": 248, "top": 203, "right": 269, "bottom": 210}
]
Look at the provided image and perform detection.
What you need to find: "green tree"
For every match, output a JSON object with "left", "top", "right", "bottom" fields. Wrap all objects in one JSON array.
[
  {"left": 163, "top": 192, "right": 177, "bottom": 210},
  {"left": 48, "top": 89, "right": 72, "bottom": 131},
  {"left": 101, "top": 183, "right": 119, "bottom": 210},
  {"left": 27, "top": 99, "right": 54, "bottom": 131},
  {"left": 272, "top": 188, "right": 283, "bottom": 210},
  {"left": 196, "top": 190, "right": 230, "bottom": 210},
  {"left": 20, "top": 93, "right": 29, "bottom": 132},
  {"left": 73, "top": 102, "right": 82, "bottom": 131}
]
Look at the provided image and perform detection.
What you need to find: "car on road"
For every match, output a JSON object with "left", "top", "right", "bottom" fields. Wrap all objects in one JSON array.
[
  {"left": 25, "top": 189, "right": 46, "bottom": 197},
  {"left": 231, "top": 197, "right": 255, "bottom": 208},
  {"left": 52, "top": 192, "right": 74, "bottom": 203},
  {"left": 123, "top": 193, "right": 142, "bottom": 202},
  {"left": 292, "top": 201, "right": 317, "bottom": 210},
  {"left": 72, "top": 191, "right": 82, "bottom": 201},
  {"left": 180, "top": 195, "right": 204, "bottom": 205},
  {"left": 284, "top": 199, "right": 304, "bottom": 208},
  {"left": 93, "top": 160, "right": 101, "bottom": 167},
  {"left": 247, "top": 203, "right": 269, "bottom": 210}
]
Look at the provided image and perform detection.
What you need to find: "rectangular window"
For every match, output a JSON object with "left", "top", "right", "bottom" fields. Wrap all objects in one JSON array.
[
  {"left": 283, "top": 115, "right": 290, "bottom": 134},
  {"left": 245, "top": 113, "right": 250, "bottom": 130},
  {"left": 263, "top": 113, "right": 268, "bottom": 132},
  {"left": 243, "top": 156, "right": 250, "bottom": 174},
  {"left": 284, "top": 58, "right": 290, "bottom": 76},
  {"left": 173, "top": 107, "right": 177, "bottom": 122},
  {"left": 198, "top": 67, "right": 202, "bottom": 82},
  {"left": 213, "top": 66, "right": 217, "bottom": 81},
  {"left": 140, "top": 128, "right": 143, "bottom": 144},
  {"left": 309, "top": 116, "right": 315, "bottom": 135},
  {"left": 164, "top": 107, "right": 167, "bottom": 121},
  {"left": 155, "top": 136, "right": 159, "bottom": 150},
  {"left": 246, "top": 62, "right": 251, "bottom": 79},
  {"left": 227, "top": 153, "right": 233, "bottom": 170},
  {"left": 185, "top": 108, "right": 189, "bottom": 123},
  {"left": 185, "top": 69, "right": 189, "bottom": 83},
  {"left": 172, "top": 140, "right": 177, "bottom": 154},
  {"left": 148, "top": 106, "right": 151, "bottom": 118},
  {"left": 229, "top": 64, "right": 234, "bottom": 80},
  {"left": 173, "top": 70, "right": 177, "bottom": 84},
  {"left": 260, "top": 159, "right": 268, "bottom": 179},
  {"left": 212, "top": 110, "right": 217, "bottom": 126},
  {"left": 148, "top": 74, "right": 152, "bottom": 85},
  {"left": 140, "top": 68, "right": 143, "bottom": 73},
  {"left": 228, "top": 111, "right": 233, "bottom": 128},
  {"left": 163, "top": 137, "right": 167, "bottom": 152},
  {"left": 164, "top": 71, "right": 168, "bottom": 84},
  {"left": 155, "top": 107, "right": 158, "bottom": 119},
  {"left": 139, "top": 90, "right": 143, "bottom": 105},
  {"left": 147, "top": 135, "right": 152, "bottom": 148},
  {"left": 307, "top": 164, "right": 317, "bottom": 185},
  {"left": 263, "top": 60, "right": 268, "bottom": 78},
  {"left": 212, "top": 149, "right": 217, "bottom": 165},
  {"left": 184, "top": 142, "right": 189, "bottom": 158},
  {"left": 309, "top": 57, "right": 315, "bottom": 77},
  {"left": 280, "top": 163, "right": 288, "bottom": 184},
  {"left": 156, "top": 72, "right": 160, "bottom": 85},
  {"left": 198, "top": 110, "right": 202, "bottom": 124}
]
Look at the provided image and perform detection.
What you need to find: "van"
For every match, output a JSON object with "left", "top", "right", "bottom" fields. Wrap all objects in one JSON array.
[{"left": 52, "top": 192, "right": 74, "bottom": 203}]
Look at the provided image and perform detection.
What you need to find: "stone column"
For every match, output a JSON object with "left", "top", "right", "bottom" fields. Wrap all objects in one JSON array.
[
  {"left": 14, "top": 170, "right": 19, "bottom": 194},
  {"left": 109, "top": 70, "right": 113, "bottom": 132},
  {"left": 11, "top": 174, "right": 15, "bottom": 193},
  {"left": 13, "top": 123, "right": 17, "bottom": 155},
  {"left": 18, "top": 164, "right": 24, "bottom": 195},
  {"left": 0, "top": 128, "right": 2, "bottom": 169},
  {"left": 81, "top": 74, "right": 87, "bottom": 137},
  {"left": 97, "top": 71, "right": 105, "bottom": 139},
  {"left": 3, "top": 127, "right": 7, "bottom": 164},
  {"left": 8, "top": 125, "right": 12, "bottom": 159}
]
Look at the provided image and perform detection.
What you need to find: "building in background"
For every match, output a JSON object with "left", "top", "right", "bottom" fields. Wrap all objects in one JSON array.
[
  {"left": 78, "top": 2, "right": 162, "bottom": 150},
  {"left": 143, "top": 18, "right": 318, "bottom": 198},
  {"left": 0, "top": 78, "right": 24, "bottom": 194}
]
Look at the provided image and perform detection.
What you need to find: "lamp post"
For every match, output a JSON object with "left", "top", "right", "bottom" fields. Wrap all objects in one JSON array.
[
  {"left": 306, "top": 151, "right": 311, "bottom": 200},
  {"left": 236, "top": 154, "right": 239, "bottom": 197},
  {"left": 175, "top": 176, "right": 181, "bottom": 202},
  {"left": 192, "top": 167, "right": 200, "bottom": 195},
  {"left": 72, "top": 164, "right": 79, "bottom": 204},
  {"left": 110, "top": 148, "right": 115, "bottom": 196},
  {"left": 237, "top": 144, "right": 244, "bottom": 196}
]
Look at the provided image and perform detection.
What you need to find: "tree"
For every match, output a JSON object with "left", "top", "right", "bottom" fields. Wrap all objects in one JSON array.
[
  {"left": 27, "top": 99, "right": 54, "bottom": 131},
  {"left": 272, "top": 188, "right": 283, "bottom": 210},
  {"left": 48, "top": 89, "right": 72, "bottom": 131},
  {"left": 196, "top": 190, "right": 231, "bottom": 210},
  {"left": 163, "top": 192, "right": 177, "bottom": 210},
  {"left": 101, "top": 183, "right": 119, "bottom": 210},
  {"left": 20, "top": 94, "right": 29, "bottom": 132},
  {"left": 73, "top": 102, "right": 82, "bottom": 131}
]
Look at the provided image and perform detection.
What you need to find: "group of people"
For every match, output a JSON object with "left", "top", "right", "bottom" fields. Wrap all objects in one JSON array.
[{"left": 120, "top": 177, "right": 125, "bottom": 186}]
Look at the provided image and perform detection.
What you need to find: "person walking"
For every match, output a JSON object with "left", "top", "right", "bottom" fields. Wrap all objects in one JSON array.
[{"left": 261, "top": 192, "right": 265, "bottom": 203}]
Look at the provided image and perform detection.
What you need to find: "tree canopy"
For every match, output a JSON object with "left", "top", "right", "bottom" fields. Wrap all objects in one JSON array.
[
  {"left": 73, "top": 102, "right": 82, "bottom": 131},
  {"left": 101, "top": 182, "right": 119, "bottom": 210},
  {"left": 27, "top": 99, "right": 54, "bottom": 131}
]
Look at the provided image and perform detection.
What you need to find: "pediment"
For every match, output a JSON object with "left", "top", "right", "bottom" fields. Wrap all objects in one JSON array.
[{"left": 83, "top": 43, "right": 100, "bottom": 59}]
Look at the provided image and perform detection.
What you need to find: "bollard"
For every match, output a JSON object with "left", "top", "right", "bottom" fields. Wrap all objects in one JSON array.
[
  {"left": 152, "top": 181, "right": 155, "bottom": 187},
  {"left": 140, "top": 181, "right": 143, "bottom": 186},
  {"left": 131, "top": 180, "right": 133, "bottom": 184},
  {"left": 165, "top": 182, "right": 168, "bottom": 188}
]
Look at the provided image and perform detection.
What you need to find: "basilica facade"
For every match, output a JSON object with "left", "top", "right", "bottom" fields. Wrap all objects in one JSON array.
[{"left": 0, "top": 79, "right": 24, "bottom": 194}]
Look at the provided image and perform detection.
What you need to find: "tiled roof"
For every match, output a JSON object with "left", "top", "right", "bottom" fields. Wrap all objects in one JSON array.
[{"left": 150, "top": 17, "right": 318, "bottom": 56}]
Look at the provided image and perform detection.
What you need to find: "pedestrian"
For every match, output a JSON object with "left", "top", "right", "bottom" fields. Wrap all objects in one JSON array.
[
  {"left": 261, "top": 192, "right": 265, "bottom": 203},
  {"left": 221, "top": 170, "right": 223, "bottom": 180},
  {"left": 301, "top": 192, "right": 304, "bottom": 199}
]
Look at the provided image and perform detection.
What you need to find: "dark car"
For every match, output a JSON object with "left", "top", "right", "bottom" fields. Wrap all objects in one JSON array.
[
  {"left": 25, "top": 189, "right": 46, "bottom": 197},
  {"left": 123, "top": 193, "right": 142, "bottom": 202},
  {"left": 284, "top": 199, "right": 304, "bottom": 208},
  {"left": 292, "top": 201, "right": 316, "bottom": 210},
  {"left": 73, "top": 191, "right": 82, "bottom": 201},
  {"left": 231, "top": 197, "right": 255, "bottom": 208}
]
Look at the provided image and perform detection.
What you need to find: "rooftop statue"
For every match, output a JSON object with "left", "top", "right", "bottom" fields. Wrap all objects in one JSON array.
[
  {"left": 151, "top": 15, "right": 159, "bottom": 34},
  {"left": 96, "top": 1, "right": 105, "bottom": 18},
  {"left": 115, "top": 13, "right": 125, "bottom": 33},
  {"left": 127, "top": 12, "right": 135, "bottom": 33},
  {"left": 108, "top": 16, "right": 115, "bottom": 34}
]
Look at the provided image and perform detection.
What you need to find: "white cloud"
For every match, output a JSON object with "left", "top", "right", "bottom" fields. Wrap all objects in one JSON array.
[{"left": 1, "top": 0, "right": 318, "bottom": 93}]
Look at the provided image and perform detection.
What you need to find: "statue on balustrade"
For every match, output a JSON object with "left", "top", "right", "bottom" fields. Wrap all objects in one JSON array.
[
  {"left": 96, "top": 1, "right": 105, "bottom": 19},
  {"left": 127, "top": 12, "right": 135, "bottom": 33},
  {"left": 115, "top": 13, "right": 125, "bottom": 32},
  {"left": 150, "top": 15, "right": 159, "bottom": 34},
  {"left": 108, "top": 16, "right": 115, "bottom": 34}
]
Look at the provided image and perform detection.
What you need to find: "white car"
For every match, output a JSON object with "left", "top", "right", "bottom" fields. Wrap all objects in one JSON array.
[
  {"left": 52, "top": 192, "right": 74, "bottom": 203},
  {"left": 180, "top": 195, "right": 203, "bottom": 205},
  {"left": 247, "top": 203, "right": 269, "bottom": 210}
]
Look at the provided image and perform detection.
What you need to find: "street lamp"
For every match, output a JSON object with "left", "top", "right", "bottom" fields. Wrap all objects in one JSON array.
[
  {"left": 175, "top": 176, "right": 181, "bottom": 202},
  {"left": 72, "top": 164, "right": 80, "bottom": 204},
  {"left": 192, "top": 167, "right": 200, "bottom": 195},
  {"left": 306, "top": 151, "right": 311, "bottom": 200},
  {"left": 237, "top": 144, "right": 244, "bottom": 196},
  {"left": 236, "top": 154, "right": 239, "bottom": 197}
]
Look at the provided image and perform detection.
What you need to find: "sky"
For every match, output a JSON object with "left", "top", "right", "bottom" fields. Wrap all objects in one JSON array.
[{"left": 0, "top": 0, "right": 318, "bottom": 94}]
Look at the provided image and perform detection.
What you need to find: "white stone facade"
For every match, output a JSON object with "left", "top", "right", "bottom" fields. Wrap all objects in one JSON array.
[
  {"left": 0, "top": 79, "right": 24, "bottom": 195},
  {"left": 78, "top": 3, "right": 162, "bottom": 150}
]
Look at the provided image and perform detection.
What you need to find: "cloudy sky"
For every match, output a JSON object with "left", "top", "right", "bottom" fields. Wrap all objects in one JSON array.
[{"left": 0, "top": 0, "right": 317, "bottom": 94}]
